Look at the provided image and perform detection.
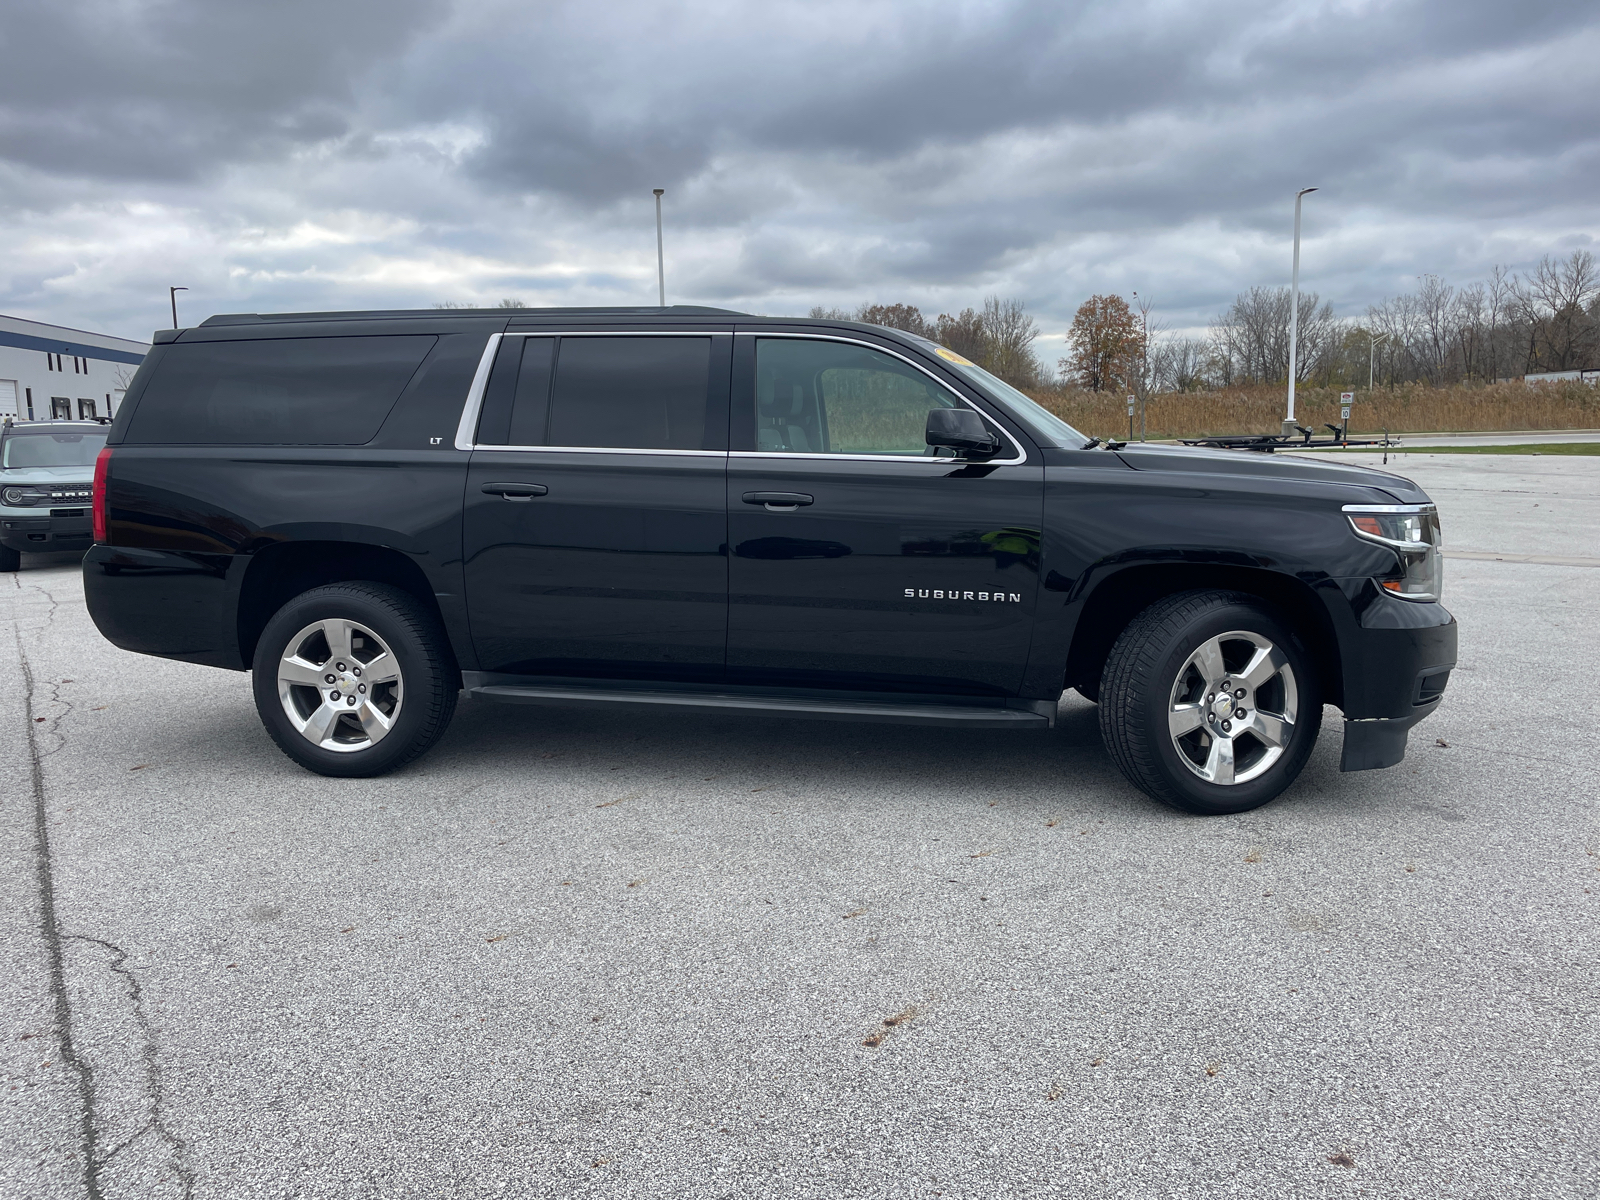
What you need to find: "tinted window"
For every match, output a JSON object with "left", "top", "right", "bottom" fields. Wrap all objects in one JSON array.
[
  {"left": 541, "top": 337, "right": 712, "bottom": 450},
  {"left": 2, "top": 429, "right": 108, "bottom": 468},
  {"left": 754, "top": 338, "right": 963, "bottom": 456},
  {"left": 125, "top": 336, "right": 436, "bottom": 445}
]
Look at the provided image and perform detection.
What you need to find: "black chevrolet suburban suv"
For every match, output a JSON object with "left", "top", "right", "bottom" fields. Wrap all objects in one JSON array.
[{"left": 84, "top": 306, "right": 1456, "bottom": 815}]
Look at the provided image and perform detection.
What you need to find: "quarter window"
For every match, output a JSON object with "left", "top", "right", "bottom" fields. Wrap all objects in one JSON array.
[
  {"left": 753, "top": 338, "right": 966, "bottom": 456},
  {"left": 122, "top": 335, "right": 436, "bottom": 445}
]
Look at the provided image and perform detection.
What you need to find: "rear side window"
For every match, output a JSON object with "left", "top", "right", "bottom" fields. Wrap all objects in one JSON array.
[
  {"left": 478, "top": 336, "right": 713, "bottom": 451},
  {"left": 124, "top": 336, "right": 436, "bottom": 445}
]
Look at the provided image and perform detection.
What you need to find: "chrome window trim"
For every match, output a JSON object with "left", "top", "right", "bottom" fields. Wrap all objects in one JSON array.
[
  {"left": 736, "top": 331, "right": 1027, "bottom": 466},
  {"left": 453, "top": 332, "right": 504, "bottom": 451},
  {"left": 453, "top": 329, "right": 733, "bottom": 453},
  {"left": 1341, "top": 503, "right": 1438, "bottom": 515},
  {"left": 731, "top": 450, "right": 964, "bottom": 465},
  {"left": 475, "top": 445, "right": 727, "bottom": 458}
]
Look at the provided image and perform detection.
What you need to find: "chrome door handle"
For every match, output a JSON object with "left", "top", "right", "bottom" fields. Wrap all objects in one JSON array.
[
  {"left": 742, "top": 491, "right": 813, "bottom": 510},
  {"left": 482, "top": 482, "right": 548, "bottom": 501}
]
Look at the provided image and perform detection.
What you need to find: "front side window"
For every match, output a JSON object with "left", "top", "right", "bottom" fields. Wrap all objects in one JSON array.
[{"left": 754, "top": 338, "right": 968, "bottom": 457}]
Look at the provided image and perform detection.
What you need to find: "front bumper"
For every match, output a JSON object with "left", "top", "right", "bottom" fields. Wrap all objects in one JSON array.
[
  {"left": 1336, "top": 586, "right": 1457, "bottom": 772},
  {"left": 1, "top": 509, "right": 93, "bottom": 554}
]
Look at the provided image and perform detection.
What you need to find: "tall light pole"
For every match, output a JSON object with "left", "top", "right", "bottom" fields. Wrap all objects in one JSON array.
[
  {"left": 1283, "top": 187, "right": 1318, "bottom": 436},
  {"left": 1132, "top": 290, "right": 1150, "bottom": 441},
  {"left": 1368, "top": 331, "right": 1389, "bottom": 391},
  {"left": 652, "top": 189, "right": 666, "bottom": 307},
  {"left": 169, "top": 285, "right": 188, "bottom": 329}
]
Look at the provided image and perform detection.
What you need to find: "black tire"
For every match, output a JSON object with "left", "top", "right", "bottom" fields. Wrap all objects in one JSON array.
[
  {"left": 251, "top": 582, "right": 458, "bottom": 778},
  {"left": 0, "top": 545, "right": 19, "bottom": 572},
  {"left": 1099, "top": 590, "right": 1321, "bottom": 815}
]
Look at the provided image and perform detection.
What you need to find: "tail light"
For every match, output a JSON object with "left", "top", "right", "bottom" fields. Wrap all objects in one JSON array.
[{"left": 92, "top": 445, "right": 112, "bottom": 543}]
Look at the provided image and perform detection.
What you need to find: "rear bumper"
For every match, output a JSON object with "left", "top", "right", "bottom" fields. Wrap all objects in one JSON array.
[
  {"left": 1336, "top": 589, "right": 1457, "bottom": 772},
  {"left": 1, "top": 512, "right": 93, "bottom": 554},
  {"left": 83, "top": 544, "right": 244, "bottom": 670}
]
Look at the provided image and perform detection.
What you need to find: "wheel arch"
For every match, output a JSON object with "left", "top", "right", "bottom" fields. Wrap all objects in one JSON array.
[
  {"left": 1063, "top": 564, "right": 1344, "bottom": 708},
  {"left": 237, "top": 541, "right": 458, "bottom": 678}
]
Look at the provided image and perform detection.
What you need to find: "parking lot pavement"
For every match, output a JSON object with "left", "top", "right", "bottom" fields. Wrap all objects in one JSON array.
[{"left": 3, "top": 460, "right": 1597, "bottom": 1200}]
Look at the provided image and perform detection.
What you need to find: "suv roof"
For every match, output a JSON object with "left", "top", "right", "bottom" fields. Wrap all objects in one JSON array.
[{"left": 199, "top": 305, "right": 746, "bottom": 327}]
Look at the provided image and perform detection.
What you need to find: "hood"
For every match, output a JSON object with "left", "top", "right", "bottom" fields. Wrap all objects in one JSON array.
[{"left": 1110, "top": 443, "right": 1430, "bottom": 503}]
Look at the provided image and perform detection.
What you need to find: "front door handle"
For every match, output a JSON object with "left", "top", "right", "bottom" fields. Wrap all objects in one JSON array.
[
  {"left": 482, "top": 482, "right": 548, "bottom": 501},
  {"left": 742, "top": 491, "right": 814, "bottom": 510}
]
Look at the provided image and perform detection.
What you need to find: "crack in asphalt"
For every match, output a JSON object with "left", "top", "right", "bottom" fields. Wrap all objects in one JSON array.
[
  {"left": 16, "top": 574, "right": 194, "bottom": 1198},
  {"left": 18, "top": 629, "right": 101, "bottom": 1198},
  {"left": 64, "top": 935, "right": 195, "bottom": 1194}
]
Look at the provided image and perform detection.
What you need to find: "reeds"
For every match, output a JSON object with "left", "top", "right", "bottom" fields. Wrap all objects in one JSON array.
[{"left": 1027, "top": 380, "right": 1600, "bottom": 441}]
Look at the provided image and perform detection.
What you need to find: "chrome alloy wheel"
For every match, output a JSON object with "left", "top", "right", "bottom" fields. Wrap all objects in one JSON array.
[
  {"left": 276, "top": 618, "right": 403, "bottom": 753},
  {"left": 1166, "top": 630, "right": 1298, "bottom": 785}
]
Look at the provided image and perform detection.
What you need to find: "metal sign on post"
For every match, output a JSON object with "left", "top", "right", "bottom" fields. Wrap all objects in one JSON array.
[
  {"left": 1339, "top": 393, "right": 1353, "bottom": 446},
  {"left": 1127, "top": 396, "right": 1135, "bottom": 442}
]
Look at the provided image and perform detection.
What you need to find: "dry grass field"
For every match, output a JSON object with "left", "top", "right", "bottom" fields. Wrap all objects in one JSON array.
[{"left": 1029, "top": 380, "right": 1600, "bottom": 440}]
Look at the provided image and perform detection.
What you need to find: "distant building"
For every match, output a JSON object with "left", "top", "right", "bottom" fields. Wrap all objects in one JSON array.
[
  {"left": 0, "top": 313, "right": 150, "bottom": 422},
  {"left": 1525, "top": 369, "right": 1600, "bottom": 386}
]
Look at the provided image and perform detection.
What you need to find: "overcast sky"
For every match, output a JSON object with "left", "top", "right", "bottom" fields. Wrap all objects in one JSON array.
[{"left": 2, "top": 0, "right": 1597, "bottom": 358}]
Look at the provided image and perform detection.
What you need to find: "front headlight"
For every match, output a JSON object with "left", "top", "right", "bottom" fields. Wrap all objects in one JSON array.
[
  {"left": 1343, "top": 503, "right": 1443, "bottom": 602},
  {"left": 2, "top": 485, "right": 47, "bottom": 507}
]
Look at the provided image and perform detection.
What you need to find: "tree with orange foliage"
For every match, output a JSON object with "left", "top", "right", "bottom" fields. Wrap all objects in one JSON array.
[{"left": 1064, "top": 294, "right": 1144, "bottom": 392}]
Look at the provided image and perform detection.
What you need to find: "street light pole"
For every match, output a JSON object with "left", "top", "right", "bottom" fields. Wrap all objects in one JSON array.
[
  {"left": 1283, "top": 187, "right": 1318, "bottom": 437},
  {"left": 1132, "top": 291, "right": 1149, "bottom": 442},
  {"left": 1368, "top": 331, "right": 1389, "bottom": 391},
  {"left": 169, "top": 285, "right": 188, "bottom": 329},
  {"left": 652, "top": 189, "right": 666, "bottom": 307}
]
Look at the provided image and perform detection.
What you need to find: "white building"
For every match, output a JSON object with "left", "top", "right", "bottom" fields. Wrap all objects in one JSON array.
[
  {"left": 1525, "top": 369, "right": 1600, "bottom": 385},
  {"left": 0, "top": 313, "right": 150, "bottom": 422}
]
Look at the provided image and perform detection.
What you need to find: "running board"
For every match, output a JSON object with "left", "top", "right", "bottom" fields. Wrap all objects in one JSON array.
[{"left": 465, "top": 679, "right": 1054, "bottom": 729}]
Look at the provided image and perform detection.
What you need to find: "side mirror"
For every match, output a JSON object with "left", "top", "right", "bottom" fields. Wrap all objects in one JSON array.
[{"left": 925, "top": 408, "right": 1000, "bottom": 459}]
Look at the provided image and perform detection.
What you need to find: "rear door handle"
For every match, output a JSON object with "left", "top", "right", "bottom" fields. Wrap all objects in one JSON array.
[
  {"left": 482, "top": 482, "right": 548, "bottom": 501},
  {"left": 742, "top": 491, "right": 814, "bottom": 510}
]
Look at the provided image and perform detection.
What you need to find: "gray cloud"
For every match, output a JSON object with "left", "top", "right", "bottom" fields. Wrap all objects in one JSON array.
[{"left": 0, "top": 0, "right": 1596, "bottom": 342}]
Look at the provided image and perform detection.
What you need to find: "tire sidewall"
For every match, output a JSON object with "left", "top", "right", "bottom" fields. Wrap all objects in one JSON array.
[
  {"left": 251, "top": 585, "right": 443, "bottom": 777},
  {"left": 1139, "top": 600, "right": 1321, "bottom": 815}
]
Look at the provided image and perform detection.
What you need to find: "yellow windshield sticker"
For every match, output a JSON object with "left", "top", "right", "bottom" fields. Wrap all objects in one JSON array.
[{"left": 934, "top": 347, "right": 974, "bottom": 366}]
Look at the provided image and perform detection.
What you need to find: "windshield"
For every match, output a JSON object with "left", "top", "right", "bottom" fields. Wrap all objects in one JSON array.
[
  {"left": 904, "top": 336, "right": 1089, "bottom": 448},
  {"left": 2, "top": 429, "right": 108, "bottom": 470}
]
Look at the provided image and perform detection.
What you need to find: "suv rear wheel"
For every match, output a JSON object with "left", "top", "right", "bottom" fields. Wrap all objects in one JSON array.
[
  {"left": 1099, "top": 590, "right": 1321, "bottom": 815},
  {"left": 251, "top": 582, "right": 457, "bottom": 777}
]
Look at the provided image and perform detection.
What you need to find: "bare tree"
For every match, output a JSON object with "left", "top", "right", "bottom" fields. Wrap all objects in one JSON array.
[
  {"left": 979, "top": 296, "right": 1041, "bottom": 388},
  {"left": 1520, "top": 250, "right": 1600, "bottom": 371},
  {"left": 1484, "top": 265, "right": 1515, "bottom": 381},
  {"left": 1211, "top": 287, "right": 1341, "bottom": 384}
]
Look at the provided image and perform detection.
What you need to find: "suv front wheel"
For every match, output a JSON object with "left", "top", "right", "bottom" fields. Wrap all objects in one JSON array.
[
  {"left": 251, "top": 582, "right": 458, "bottom": 777},
  {"left": 1099, "top": 590, "right": 1321, "bottom": 815}
]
